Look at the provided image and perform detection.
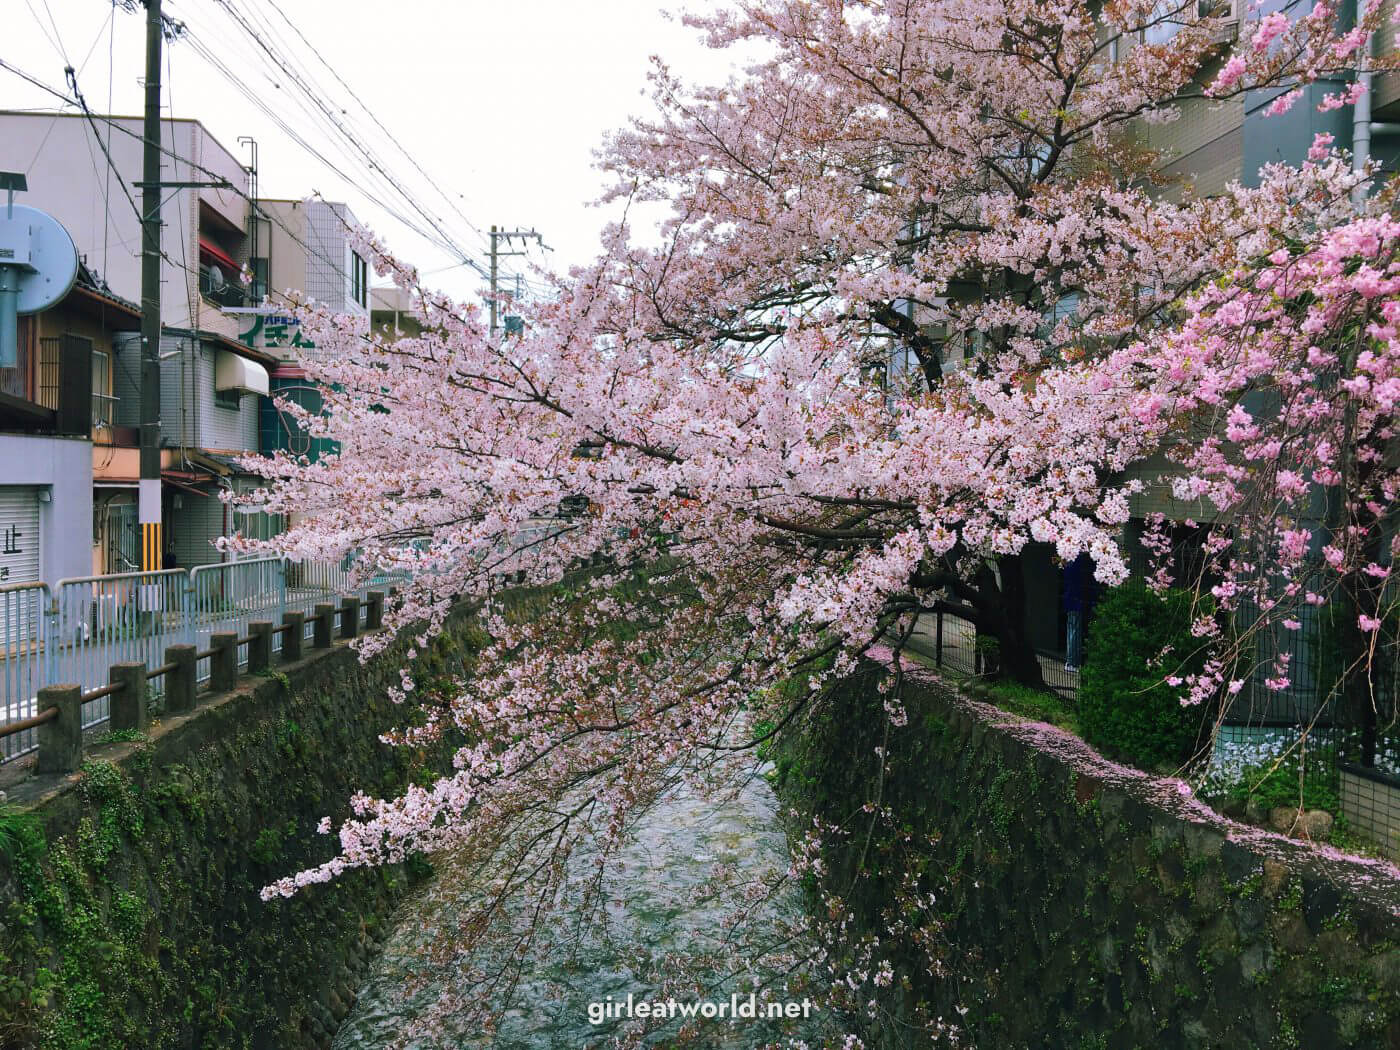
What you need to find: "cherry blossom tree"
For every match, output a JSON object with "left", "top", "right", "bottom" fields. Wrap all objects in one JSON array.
[
  {"left": 230, "top": 0, "right": 1397, "bottom": 1042},
  {"left": 1135, "top": 198, "right": 1400, "bottom": 765}
]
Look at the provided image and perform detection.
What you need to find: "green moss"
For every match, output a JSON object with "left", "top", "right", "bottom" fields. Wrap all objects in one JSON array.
[
  {"left": 1280, "top": 880, "right": 1304, "bottom": 912},
  {"left": 93, "top": 729, "right": 147, "bottom": 746},
  {"left": 984, "top": 679, "right": 1079, "bottom": 733},
  {"left": 0, "top": 605, "right": 482, "bottom": 1048}
]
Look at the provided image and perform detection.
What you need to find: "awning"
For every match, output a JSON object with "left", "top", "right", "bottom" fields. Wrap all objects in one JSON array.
[
  {"left": 198, "top": 237, "right": 241, "bottom": 273},
  {"left": 161, "top": 472, "right": 222, "bottom": 498},
  {"left": 192, "top": 328, "right": 279, "bottom": 368},
  {"left": 189, "top": 450, "right": 241, "bottom": 475},
  {"left": 214, "top": 349, "right": 270, "bottom": 397}
]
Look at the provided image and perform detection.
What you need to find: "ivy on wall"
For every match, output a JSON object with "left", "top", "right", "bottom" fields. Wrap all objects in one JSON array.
[
  {"left": 0, "top": 611, "right": 487, "bottom": 1050},
  {"left": 773, "top": 665, "right": 1400, "bottom": 1049}
]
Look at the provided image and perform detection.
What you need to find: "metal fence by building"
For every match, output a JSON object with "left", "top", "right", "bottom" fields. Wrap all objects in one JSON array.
[
  {"left": 0, "top": 558, "right": 404, "bottom": 764},
  {"left": 906, "top": 602, "right": 1082, "bottom": 698},
  {"left": 905, "top": 585, "right": 1396, "bottom": 785}
]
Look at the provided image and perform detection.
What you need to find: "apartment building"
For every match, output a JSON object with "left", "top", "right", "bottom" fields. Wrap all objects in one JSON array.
[
  {"left": 370, "top": 285, "right": 424, "bottom": 340},
  {"left": 882, "top": 1, "right": 1400, "bottom": 670},
  {"left": 235, "top": 198, "right": 371, "bottom": 465},
  {"left": 1138, "top": 0, "right": 1400, "bottom": 197},
  {"left": 0, "top": 111, "right": 274, "bottom": 570}
]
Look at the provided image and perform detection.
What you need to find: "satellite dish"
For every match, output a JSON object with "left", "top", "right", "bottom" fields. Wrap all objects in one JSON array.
[
  {"left": 1, "top": 204, "right": 79, "bottom": 315},
  {"left": 0, "top": 197, "right": 80, "bottom": 368},
  {"left": 206, "top": 263, "right": 227, "bottom": 292}
]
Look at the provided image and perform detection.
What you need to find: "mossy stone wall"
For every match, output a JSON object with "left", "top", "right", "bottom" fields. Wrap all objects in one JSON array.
[
  {"left": 0, "top": 604, "right": 481, "bottom": 1050},
  {"left": 778, "top": 662, "right": 1400, "bottom": 1049}
]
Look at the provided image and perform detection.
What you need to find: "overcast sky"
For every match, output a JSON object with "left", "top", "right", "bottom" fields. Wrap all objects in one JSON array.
[{"left": 4, "top": 0, "right": 745, "bottom": 304}]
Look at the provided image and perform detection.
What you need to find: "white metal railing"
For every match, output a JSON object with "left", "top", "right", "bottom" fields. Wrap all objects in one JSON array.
[
  {"left": 53, "top": 568, "right": 189, "bottom": 731},
  {"left": 0, "top": 581, "right": 50, "bottom": 762},
  {"left": 0, "top": 557, "right": 407, "bottom": 764}
]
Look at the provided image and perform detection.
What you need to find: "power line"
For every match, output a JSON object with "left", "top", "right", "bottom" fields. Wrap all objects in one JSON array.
[
  {"left": 13, "top": 0, "right": 534, "bottom": 295},
  {"left": 2, "top": 59, "right": 363, "bottom": 310},
  {"left": 3, "top": 54, "right": 537, "bottom": 334},
  {"left": 251, "top": 0, "right": 494, "bottom": 250},
  {"left": 178, "top": 0, "right": 495, "bottom": 281},
  {"left": 176, "top": 0, "right": 539, "bottom": 289},
  {"left": 22, "top": 0, "right": 68, "bottom": 65},
  {"left": 179, "top": 23, "right": 492, "bottom": 282}
]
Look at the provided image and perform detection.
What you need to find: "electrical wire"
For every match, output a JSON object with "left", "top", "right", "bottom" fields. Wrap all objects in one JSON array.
[
  {"left": 3, "top": 57, "right": 369, "bottom": 314},
  {"left": 215, "top": 0, "right": 494, "bottom": 262},
  {"left": 176, "top": 24, "right": 492, "bottom": 281},
  {"left": 22, "top": 0, "right": 68, "bottom": 65},
  {"left": 251, "top": 0, "right": 494, "bottom": 250},
  {"left": 172, "top": 0, "right": 541, "bottom": 287},
  {"left": 187, "top": 2, "right": 491, "bottom": 275},
  {"left": 17, "top": 0, "right": 540, "bottom": 295},
  {"left": 3, "top": 54, "right": 549, "bottom": 331}
]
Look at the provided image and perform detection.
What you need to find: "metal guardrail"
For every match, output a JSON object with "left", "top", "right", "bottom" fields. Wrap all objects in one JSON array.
[
  {"left": 0, "top": 590, "right": 389, "bottom": 775},
  {"left": 0, "top": 559, "right": 407, "bottom": 764},
  {"left": 0, "top": 581, "right": 50, "bottom": 763}
]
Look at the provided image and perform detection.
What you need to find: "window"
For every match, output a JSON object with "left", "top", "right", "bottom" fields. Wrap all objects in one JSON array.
[
  {"left": 91, "top": 347, "right": 116, "bottom": 428},
  {"left": 0, "top": 317, "right": 38, "bottom": 402},
  {"left": 215, "top": 387, "right": 241, "bottom": 410},
  {"left": 1141, "top": 0, "right": 1232, "bottom": 45},
  {"left": 351, "top": 251, "right": 368, "bottom": 310},
  {"left": 250, "top": 257, "right": 269, "bottom": 303},
  {"left": 199, "top": 236, "right": 245, "bottom": 308}
]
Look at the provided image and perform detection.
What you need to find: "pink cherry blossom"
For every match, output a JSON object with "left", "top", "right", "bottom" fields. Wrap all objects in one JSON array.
[{"left": 224, "top": 3, "right": 1400, "bottom": 1039}]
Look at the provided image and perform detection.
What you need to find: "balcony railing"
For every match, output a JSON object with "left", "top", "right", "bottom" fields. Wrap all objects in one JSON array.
[
  {"left": 200, "top": 264, "right": 246, "bottom": 309},
  {"left": 92, "top": 391, "right": 118, "bottom": 430},
  {"left": 0, "top": 335, "right": 93, "bottom": 435},
  {"left": 0, "top": 337, "right": 59, "bottom": 410}
]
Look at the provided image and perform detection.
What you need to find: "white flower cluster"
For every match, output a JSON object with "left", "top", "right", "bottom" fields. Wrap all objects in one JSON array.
[
  {"left": 1189, "top": 730, "right": 1300, "bottom": 798},
  {"left": 1191, "top": 728, "right": 1400, "bottom": 800}
]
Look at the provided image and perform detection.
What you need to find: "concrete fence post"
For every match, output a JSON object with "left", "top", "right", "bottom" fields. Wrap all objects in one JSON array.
[
  {"left": 281, "top": 612, "right": 305, "bottom": 662},
  {"left": 339, "top": 596, "right": 360, "bottom": 640},
  {"left": 164, "top": 644, "right": 197, "bottom": 714},
  {"left": 248, "top": 621, "right": 273, "bottom": 674},
  {"left": 365, "top": 591, "right": 384, "bottom": 630},
  {"left": 210, "top": 632, "right": 238, "bottom": 694},
  {"left": 109, "top": 661, "right": 148, "bottom": 734},
  {"left": 313, "top": 604, "right": 335, "bottom": 649},
  {"left": 36, "top": 683, "right": 82, "bottom": 774}
]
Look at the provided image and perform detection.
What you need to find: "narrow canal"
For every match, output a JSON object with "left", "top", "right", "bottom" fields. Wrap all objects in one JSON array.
[{"left": 334, "top": 768, "right": 835, "bottom": 1049}]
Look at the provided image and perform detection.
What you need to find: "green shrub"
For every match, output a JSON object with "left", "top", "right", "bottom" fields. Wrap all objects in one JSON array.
[
  {"left": 1225, "top": 749, "right": 1340, "bottom": 814},
  {"left": 1079, "top": 584, "right": 1208, "bottom": 770}
]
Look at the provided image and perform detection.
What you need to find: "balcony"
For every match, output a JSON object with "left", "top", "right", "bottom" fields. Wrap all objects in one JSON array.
[
  {"left": 0, "top": 333, "right": 94, "bottom": 436},
  {"left": 200, "top": 262, "right": 247, "bottom": 309}
]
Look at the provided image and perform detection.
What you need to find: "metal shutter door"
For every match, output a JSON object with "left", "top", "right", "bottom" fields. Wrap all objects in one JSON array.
[
  {"left": 0, "top": 487, "right": 41, "bottom": 585},
  {"left": 0, "top": 486, "right": 42, "bottom": 658}
]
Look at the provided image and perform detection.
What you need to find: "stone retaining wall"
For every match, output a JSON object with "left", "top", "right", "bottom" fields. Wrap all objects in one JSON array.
[
  {"left": 777, "top": 655, "right": 1400, "bottom": 1049},
  {"left": 0, "top": 600, "right": 483, "bottom": 1050}
]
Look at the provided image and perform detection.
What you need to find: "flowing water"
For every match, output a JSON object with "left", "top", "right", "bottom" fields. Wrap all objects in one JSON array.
[{"left": 334, "top": 769, "right": 834, "bottom": 1049}]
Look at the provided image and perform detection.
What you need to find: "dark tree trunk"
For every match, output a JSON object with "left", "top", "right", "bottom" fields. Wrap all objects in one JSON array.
[
  {"left": 1340, "top": 572, "right": 1379, "bottom": 768},
  {"left": 994, "top": 554, "right": 1047, "bottom": 690},
  {"left": 971, "top": 555, "right": 1047, "bottom": 691}
]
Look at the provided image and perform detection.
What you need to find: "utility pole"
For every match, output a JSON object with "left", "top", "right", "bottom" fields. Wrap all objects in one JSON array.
[
  {"left": 138, "top": 0, "right": 164, "bottom": 573},
  {"left": 488, "top": 225, "right": 545, "bottom": 335}
]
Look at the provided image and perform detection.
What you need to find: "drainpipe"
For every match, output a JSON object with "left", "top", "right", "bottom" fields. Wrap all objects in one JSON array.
[{"left": 1353, "top": 0, "right": 1374, "bottom": 208}]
